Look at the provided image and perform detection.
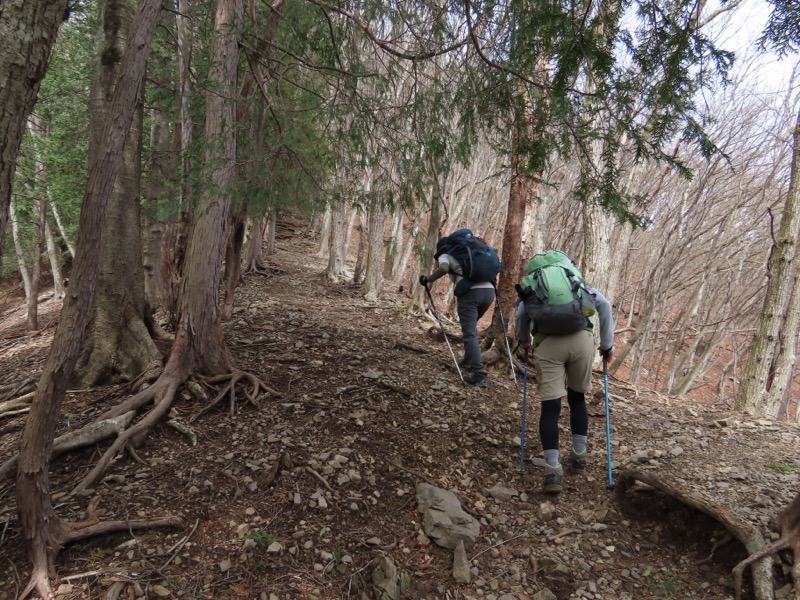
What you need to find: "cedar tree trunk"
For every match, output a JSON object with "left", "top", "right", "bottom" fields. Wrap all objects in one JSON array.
[
  {"left": 173, "top": 0, "right": 243, "bottom": 375},
  {"left": 74, "top": 0, "right": 161, "bottom": 386},
  {"left": 0, "top": 0, "right": 69, "bottom": 271},
  {"left": 15, "top": 1, "right": 163, "bottom": 595}
]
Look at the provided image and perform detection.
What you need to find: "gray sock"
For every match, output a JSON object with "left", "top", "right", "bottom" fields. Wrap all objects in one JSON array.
[
  {"left": 572, "top": 435, "right": 587, "bottom": 454},
  {"left": 544, "top": 449, "right": 560, "bottom": 467}
]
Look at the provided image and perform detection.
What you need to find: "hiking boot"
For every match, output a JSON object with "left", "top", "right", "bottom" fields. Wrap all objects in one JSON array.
[
  {"left": 569, "top": 448, "right": 587, "bottom": 474},
  {"left": 543, "top": 464, "right": 563, "bottom": 494},
  {"left": 463, "top": 372, "right": 487, "bottom": 387}
]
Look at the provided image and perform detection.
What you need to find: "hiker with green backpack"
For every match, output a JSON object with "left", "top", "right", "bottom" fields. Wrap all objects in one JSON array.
[
  {"left": 514, "top": 250, "right": 614, "bottom": 494},
  {"left": 419, "top": 229, "right": 501, "bottom": 387}
]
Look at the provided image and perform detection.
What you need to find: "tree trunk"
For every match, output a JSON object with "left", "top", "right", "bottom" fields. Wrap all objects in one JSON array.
[
  {"left": 244, "top": 216, "right": 267, "bottom": 272},
  {"left": 353, "top": 211, "right": 367, "bottom": 284},
  {"left": 44, "top": 218, "right": 65, "bottom": 300},
  {"left": 15, "top": 0, "right": 163, "bottom": 594},
  {"left": 410, "top": 179, "right": 443, "bottom": 315},
  {"left": 316, "top": 207, "right": 331, "bottom": 258},
  {"left": 736, "top": 106, "right": 800, "bottom": 418},
  {"left": 221, "top": 200, "right": 247, "bottom": 320},
  {"left": 264, "top": 212, "right": 277, "bottom": 256},
  {"left": 326, "top": 200, "right": 348, "bottom": 281},
  {"left": 25, "top": 113, "right": 65, "bottom": 300},
  {"left": 0, "top": 0, "right": 70, "bottom": 272},
  {"left": 383, "top": 207, "right": 403, "bottom": 279},
  {"left": 50, "top": 202, "right": 75, "bottom": 259},
  {"left": 9, "top": 197, "right": 32, "bottom": 303},
  {"left": 173, "top": 0, "right": 243, "bottom": 375},
  {"left": 157, "top": 0, "right": 194, "bottom": 328},
  {"left": 362, "top": 200, "right": 386, "bottom": 302},
  {"left": 26, "top": 195, "right": 46, "bottom": 330},
  {"left": 487, "top": 102, "right": 533, "bottom": 348},
  {"left": 74, "top": 0, "right": 161, "bottom": 387},
  {"left": 142, "top": 23, "right": 177, "bottom": 314},
  {"left": 393, "top": 214, "right": 420, "bottom": 289}
]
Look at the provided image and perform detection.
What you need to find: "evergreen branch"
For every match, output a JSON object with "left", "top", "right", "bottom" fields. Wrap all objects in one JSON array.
[{"left": 305, "top": 0, "right": 470, "bottom": 61}]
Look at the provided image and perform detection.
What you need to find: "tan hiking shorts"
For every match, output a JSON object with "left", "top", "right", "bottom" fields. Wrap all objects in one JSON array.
[{"left": 533, "top": 330, "right": 595, "bottom": 401}]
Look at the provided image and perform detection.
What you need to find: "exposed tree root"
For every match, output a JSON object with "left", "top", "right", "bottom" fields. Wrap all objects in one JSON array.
[
  {"left": 191, "top": 369, "right": 282, "bottom": 421},
  {"left": 734, "top": 492, "right": 800, "bottom": 600},
  {"left": 0, "top": 391, "right": 34, "bottom": 419},
  {"left": 616, "top": 469, "right": 774, "bottom": 600},
  {"left": 0, "top": 377, "right": 36, "bottom": 401},
  {"left": 19, "top": 506, "right": 184, "bottom": 600},
  {"left": 72, "top": 380, "right": 179, "bottom": 494},
  {"left": 0, "top": 411, "right": 136, "bottom": 480}
]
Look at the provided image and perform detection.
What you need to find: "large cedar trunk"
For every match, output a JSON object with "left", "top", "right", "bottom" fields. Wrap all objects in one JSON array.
[
  {"left": 173, "top": 0, "right": 243, "bottom": 375},
  {"left": 15, "top": 1, "right": 164, "bottom": 594},
  {"left": 0, "top": 0, "right": 70, "bottom": 271},
  {"left": 74, "top": 0, "right": 161, "bottom": 387}
]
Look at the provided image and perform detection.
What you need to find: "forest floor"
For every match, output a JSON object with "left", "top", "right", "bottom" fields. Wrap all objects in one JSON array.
[{"left": 0, "top": 221, "right": 799, "bottom": 600}]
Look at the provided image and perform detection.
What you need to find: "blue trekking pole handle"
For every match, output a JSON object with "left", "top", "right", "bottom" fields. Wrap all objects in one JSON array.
[
  {"left": 603, "top": 354, "right": 613, "bottom": 489},
  {"left": 519, "top": 348, "right": 528, "bottom": 476}
]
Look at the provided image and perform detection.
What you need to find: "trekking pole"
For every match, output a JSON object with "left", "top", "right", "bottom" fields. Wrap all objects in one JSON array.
[
  {"left": 424, "top": 284, "right": 465, "bottom": 382},
  {"left": 494, "top": 296, "right": 518, "bottom": 387},
  {"left": 519, "top": 347, "right": 528, "bottom": 477},
  {"left": 603, "top": 354, "right": 614, "bottom": 489}
]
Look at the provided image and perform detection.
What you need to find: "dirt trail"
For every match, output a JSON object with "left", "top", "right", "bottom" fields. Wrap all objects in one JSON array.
[{"left": 0, "top": 224, "right": 798, "bottom": 599}]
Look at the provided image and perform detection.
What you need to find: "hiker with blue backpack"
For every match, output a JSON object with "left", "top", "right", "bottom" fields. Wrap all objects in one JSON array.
[
  {"left": 515, "top": 250, "right": 614, "bottom": 494},
  {"left": 419, "top": 229, "right": 501, "bottom": 387}
]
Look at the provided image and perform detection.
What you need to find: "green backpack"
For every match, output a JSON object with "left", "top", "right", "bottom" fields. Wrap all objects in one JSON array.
[{"left": 519, "top": 250, "right": 595, "bottom": 336}]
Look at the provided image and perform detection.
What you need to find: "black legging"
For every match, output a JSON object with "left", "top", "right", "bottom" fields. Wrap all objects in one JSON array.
[{"left": 539, "top": 388, "right": 589, "bottom": 450}]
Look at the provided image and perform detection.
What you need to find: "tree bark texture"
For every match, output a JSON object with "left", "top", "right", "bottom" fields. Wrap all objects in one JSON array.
[
  {"left": 27, "top": 113, "right": 66, "bottom": 300},
  {"left": 26, "top": 195, "right": 46, "bottom": 331},
  {"left": 489, "top": 100, "right": 533, "bottom": 345},
  {"left": 75, "top": 0, "right": 161, "bottom": 387},
  {"left": 174, "top": 0, "right": 243, "bottom": 376},
  {"left": 142, "top": 12, "right": 179, "bottom": 313},
  {"left": 9, "top": 197, "right": 32, "bottom": 303},
  {"left": 362, "top": 200, "right": 386, "bottom": 302},
  {"left": 15, "top": 0, "right": 163, "bottom": 593},
  {"left": 411, "top": 178, "right": 444, "bottom": 315},
  {"left": 0, "top": 0, "right": 69, "bottom": 271},
  {"left": 222, "top": 200, "right": 248, "bottom": 320},
  {"left": 326, "top": 199, "right": 348, "bottom": 281},
  {"left": 736, "top": 106, "right": 800, "bottom": 419}
]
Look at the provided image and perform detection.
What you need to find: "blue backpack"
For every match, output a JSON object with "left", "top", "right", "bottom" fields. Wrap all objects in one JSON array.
[{"left": 437, "top": 229, "right": 501, "bottom": 297}]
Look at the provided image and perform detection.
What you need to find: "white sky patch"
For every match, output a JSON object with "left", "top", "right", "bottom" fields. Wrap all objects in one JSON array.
[{"left": 705, "top": 0, "right": 797, "bottom": 96}]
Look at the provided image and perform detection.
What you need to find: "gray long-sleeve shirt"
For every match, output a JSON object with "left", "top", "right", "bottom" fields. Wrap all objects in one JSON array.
[{"left": 515, "top": 284, "right": 614, "bottom": 351}]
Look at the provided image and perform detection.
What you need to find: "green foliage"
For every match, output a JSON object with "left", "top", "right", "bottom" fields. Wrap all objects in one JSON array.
[
  {"left": 245, "top": 531, "right": 276, "bottom": 546},
  {"left": 759, "top": 0, "right": 800, "bottom": 57},
  {"left": 4, "top": 3, "right": 93, "bottom": 275},
  {"left": 767, "top": 464, "right": 800, "bottom": 473}
]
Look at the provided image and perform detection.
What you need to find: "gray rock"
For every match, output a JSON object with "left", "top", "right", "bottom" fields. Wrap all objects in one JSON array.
[
  {"left": 372, "top": 555, "right": 410, "bottom": 600},
  {"left": 416, "top": 483, "right": 480, "bottom": 550},
  {"left": 485, "top": 485, "right": 519, "bottom": 502},
  {"left": 452, "top": 541, "right": 471, "bottom": 583},
  {"left": 532, "top": 590, "right": 557, "bottom": 600}
]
